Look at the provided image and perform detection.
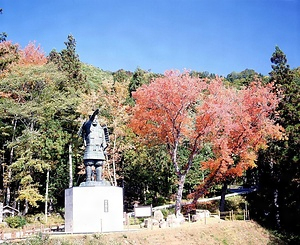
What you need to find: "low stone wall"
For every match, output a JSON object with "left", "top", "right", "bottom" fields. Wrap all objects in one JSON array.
[{"left": 0, "top": 224, "right": 64, "bottom": 242}]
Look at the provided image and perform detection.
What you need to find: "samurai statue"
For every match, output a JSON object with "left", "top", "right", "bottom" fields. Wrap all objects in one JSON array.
[{"left": 78, "top": 109, "right": 110, "bottom": 183}]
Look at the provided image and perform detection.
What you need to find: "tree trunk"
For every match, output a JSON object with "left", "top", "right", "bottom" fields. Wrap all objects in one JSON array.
[
  {"left": 219, "top": 182, "right": 228, "bottom": 219},
  {"left": 270, "top": 158, "right": 281, "bottom": 229},
  {"left": 23, "top": 199, "right": 28, "bottom": 215},
  {"left": 69, "top": 143, "right": 73, "bottom": 188},
  {"left": 274, "top": 188, "right": 281, "bottom": 229},
  {"left": 6, "top": 118, "right": 17, "bottom": 206},
  {"left": 175, "top": 174, "right": 186, "bottom": 216},
  {"left": 45, "top": 169, "right": 49, "bottom": 223},
  {"left": 6, "top": 150, "right": 12, "bottom": 205},
  {"left": 112, "top": 133, "right": 117, "bottom": 186}
]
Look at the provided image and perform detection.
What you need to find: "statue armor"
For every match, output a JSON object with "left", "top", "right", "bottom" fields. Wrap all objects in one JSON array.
[
  {"left": 79, "top": 109, "right": 109, "bottom": 183},
  {"left": 83, "top": 121, "right": 107, "bottom": 160}
]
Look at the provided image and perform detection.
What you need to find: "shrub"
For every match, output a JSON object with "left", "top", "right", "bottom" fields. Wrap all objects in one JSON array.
[
  {"left": 225, "top": 195, "right": 246, "bottom": 211},
  {"left": 196, "top": 200, "right": 220, "bottom": 213},
  {"left": 161, "top": 208, "right": 174, "bottom": 219},
  {"left": 5, "top": 215, "right": 26, "bottom": 228}
]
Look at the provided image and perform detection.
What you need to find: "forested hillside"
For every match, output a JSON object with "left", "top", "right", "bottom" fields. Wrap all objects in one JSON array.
[{"left": 0, "top": 35, "right": 299, "bottom": 242}]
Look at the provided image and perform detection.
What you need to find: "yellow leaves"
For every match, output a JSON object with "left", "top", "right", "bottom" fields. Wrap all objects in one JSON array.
[
  {"left": 17, "top": 184, "right": 44, "bottom": 207},
  {"left": 20, "top": 175, "right": 33, "bottom": 185},
  {"left": 27, "top": 159, "right": 48, "bottom": 172}
]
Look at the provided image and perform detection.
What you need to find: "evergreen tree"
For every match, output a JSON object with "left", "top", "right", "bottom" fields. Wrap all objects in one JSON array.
[
  {"left": 248, "top": 47, "right": 300, "bottom": 235},
  {"left": 48, "top": 35, "right": 86, "bottom": 90}
]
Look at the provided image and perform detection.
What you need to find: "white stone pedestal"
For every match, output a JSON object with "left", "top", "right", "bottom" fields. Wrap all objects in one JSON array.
[{"left": 65, "top": 185, "right": 123, "bottom": 233}]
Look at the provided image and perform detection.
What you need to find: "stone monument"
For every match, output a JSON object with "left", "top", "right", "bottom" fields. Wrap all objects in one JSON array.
[{"left": 65, "top": 109, "right": 123, "bottom": 233}]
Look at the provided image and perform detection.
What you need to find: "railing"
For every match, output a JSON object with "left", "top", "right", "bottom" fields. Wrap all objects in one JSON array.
[{"left": 210, "top": 210, "right": 250, "bottom": 221}]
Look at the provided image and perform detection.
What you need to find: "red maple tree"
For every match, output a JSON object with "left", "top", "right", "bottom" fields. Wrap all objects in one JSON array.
[
  {"left": 18, "top": 41, "right": 47, "bottom": 65},
  {"left": 190, "top": 80, "right": 284, "bottom": 211},
  {"left": 129, "top": 70, "right": 283, "bottom": 215}
]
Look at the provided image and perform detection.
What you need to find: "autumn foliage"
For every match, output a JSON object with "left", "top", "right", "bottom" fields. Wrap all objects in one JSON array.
[
  {"left": 129, "top": 70, "right": 283, "bottom": 213},
  {"left": 130, "top": 70, "right": 207, "bottom": 148},
  {"left": 0, "top": 41, "right": 47, "bottom": 73},
  {"left": 0, "top": 41, "right": 48, "bottom": 103},
  {"left": 190, "top": 80, "right": 284, "bottom": 202},
  {"left": 18, "top": 41, "right": 47, "bottom": 65}
]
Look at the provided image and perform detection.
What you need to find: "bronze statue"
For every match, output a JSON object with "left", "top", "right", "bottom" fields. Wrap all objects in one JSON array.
[{"left": 79, "top": 109, "right": 109, "bottom": 183}]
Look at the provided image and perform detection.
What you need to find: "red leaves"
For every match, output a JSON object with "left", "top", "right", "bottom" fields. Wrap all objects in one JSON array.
[
  {"left": 190, "top": 81, "right": 284, "bottom": 202},
  {"left": 130, "top": 70, "right": 207, "bottom": 147},
  {"left": 199, "top": 80, "right": 283, "bottom": 178},
  {"left": 0, "top": 41, "right": 47, "bottom": 72},
  {"left": 19, "top": 41, "right": 47, "bottom": 66},
  {"left": 129, "top": 70, "right": 284, "bottom": 204}
]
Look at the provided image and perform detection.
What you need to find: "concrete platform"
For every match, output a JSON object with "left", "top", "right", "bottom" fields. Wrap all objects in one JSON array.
[{"left": 65, "top": 185, "right": 123, "bottom": 233}]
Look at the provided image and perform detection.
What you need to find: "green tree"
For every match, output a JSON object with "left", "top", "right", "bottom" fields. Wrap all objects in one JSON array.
[
  {"left": 226, "top": 69, "right": 266, "bottom": 87},
  {"left": 269, "top": 46, "right": 293, "bottom": 85},
  {"left": 128, "top": 68, "right": 160, "bottom": 101},
  {"left": 0, "top": 41, "right": 19, "bottom": 72},
  {"left": 0, "top": 61, "right": 82, "bottom": 213},
  {"left": 128, "top": 68, "right": 148, "bottom": 96},
  {"left": 0, "top": 32, "right": 7, "bottom": 43},
  {"left": 0, "top": 64, "right": 59, "bottom": 212},
  {"left": 48, "top": 35, "right": 87, "bottom": 193},
  {"left": 190, "top": 70, "right": 216, "bottom": 79},
  {"left": 112, "top": 69, "right": 132, "bottom": 85},
  {"left": 247, "top": 47, "right": 300, "bottom": 234},
  {"left": 48, "top": 35, "right": 87, "bottom": 90},
  {"left": 121, "top": 141, "right": 184, "bottom": 211}
]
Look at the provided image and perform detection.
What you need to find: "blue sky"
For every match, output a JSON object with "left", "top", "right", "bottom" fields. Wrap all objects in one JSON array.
[{"left": 1, "top": 0, "right": 299, "bottom": 76}]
